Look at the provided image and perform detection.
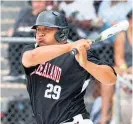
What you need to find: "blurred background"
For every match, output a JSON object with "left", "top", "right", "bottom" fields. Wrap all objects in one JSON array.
[{"left": 1, "top": 0, "right": 133, "bottom": 124}]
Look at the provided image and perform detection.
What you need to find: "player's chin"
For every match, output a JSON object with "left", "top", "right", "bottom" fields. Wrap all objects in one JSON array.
[
  {"left": 39, "top": 43, "right": 47, "bottom": 46},
  {"left": 37, "top": 41, "right": 47, "bottom": 46},
  {"left": 37, "top": 42, "right": 47, "bottom": 46}
]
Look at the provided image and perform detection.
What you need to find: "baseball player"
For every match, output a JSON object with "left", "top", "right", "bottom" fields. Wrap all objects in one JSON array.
[{"left": 21, "top": 10, "right": 117, "bottom": 124}]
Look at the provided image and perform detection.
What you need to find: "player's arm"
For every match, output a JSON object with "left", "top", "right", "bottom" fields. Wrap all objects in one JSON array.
[
  {"left": 22, "top": 44, "right": 71, "bottom": 67},
  {"left": 22, "top": 39, "right": 90, "bottom": 68},
  {"left": 75, "top": 46, "right": 117, "bottom": 85},
  {"left": 84, "top": 61, "right": 116, "bottom": 85}
]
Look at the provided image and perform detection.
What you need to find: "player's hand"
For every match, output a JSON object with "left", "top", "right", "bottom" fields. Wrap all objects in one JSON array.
[
  {"left": 71, "top": 39, "right": 92, "bottom": 50},
  {"left": 75, "top": 46, "right": 88, "bottom": 68}
]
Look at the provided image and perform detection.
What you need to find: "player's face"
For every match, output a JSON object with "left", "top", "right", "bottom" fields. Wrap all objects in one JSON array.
[{"left": 36, "top": 26, "right": 58, "bottom": 46}]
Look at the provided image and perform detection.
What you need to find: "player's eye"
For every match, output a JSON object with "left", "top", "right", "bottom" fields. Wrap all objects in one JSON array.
[
  {"left": 45, "top": 28, "right": 50, "bottom": 32},
  {"left": 36, "top": 28, "right": 40, "bottom": 32}
]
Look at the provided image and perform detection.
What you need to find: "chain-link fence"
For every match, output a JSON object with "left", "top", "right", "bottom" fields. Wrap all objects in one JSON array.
[{"left": 1, "top": 97, "right": 37, "bottom": 124}]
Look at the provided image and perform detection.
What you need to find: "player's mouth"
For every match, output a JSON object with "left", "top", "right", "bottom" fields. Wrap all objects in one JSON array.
[
  {"left": 37, "top": 39, "right": 47, "bottom": 46},
  {"left": 38, "top": 42, "right": 47, "bottom": 46}
]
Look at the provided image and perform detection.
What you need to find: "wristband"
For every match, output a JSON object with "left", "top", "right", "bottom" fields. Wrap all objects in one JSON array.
[{"left": 120, "top": 64, "right": 128, "bottom": 69}]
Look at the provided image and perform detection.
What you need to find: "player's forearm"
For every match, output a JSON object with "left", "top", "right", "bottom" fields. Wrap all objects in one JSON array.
[
  {"left": 83, "top": 61, "right": 117, "bottom": 85},
  {"left": 22, "top": 44, "right": 72, "bottom": 67},
  {"left": 100, "top": 84, "right": 114, "bottom": 123}
]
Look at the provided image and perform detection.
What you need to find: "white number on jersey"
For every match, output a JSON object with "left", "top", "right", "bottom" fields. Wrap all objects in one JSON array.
[{"left": 44, "top": 84, "right": 61, "bottom": 100}]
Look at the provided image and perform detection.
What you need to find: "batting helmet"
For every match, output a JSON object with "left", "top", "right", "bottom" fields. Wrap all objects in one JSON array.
[{"left": 32, "top": 10, "right": 69, "bottom": 42}]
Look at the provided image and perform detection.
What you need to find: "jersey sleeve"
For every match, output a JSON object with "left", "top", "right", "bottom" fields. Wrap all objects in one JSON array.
[
  {"left": 20, "top": 44, "right": 37, "bottom": 75},
  {"left": 87, "top": 49, "right": 117, "bottom": 79}
]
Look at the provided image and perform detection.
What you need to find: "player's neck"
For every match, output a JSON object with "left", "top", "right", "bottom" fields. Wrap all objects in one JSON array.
[{"left": 56, "top": 41, "right": 67, "bottom": 45}]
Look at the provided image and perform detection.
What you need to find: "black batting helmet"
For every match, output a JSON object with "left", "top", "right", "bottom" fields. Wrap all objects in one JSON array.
[{"left": 32, "top": 10, "right": 69, "bottom": 42}]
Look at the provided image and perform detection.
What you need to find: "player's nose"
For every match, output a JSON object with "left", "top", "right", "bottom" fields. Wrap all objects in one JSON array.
[{"left": 38, "top": 33, "right": 45, "bottom": 37}]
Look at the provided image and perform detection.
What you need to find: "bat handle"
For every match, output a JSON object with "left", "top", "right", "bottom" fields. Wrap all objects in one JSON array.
[
  {"left": 70, "top": 48, "right": 78, "bottom": 55},
  {"left": 70, "top": 40, "right": 95, "bottom": 56}
]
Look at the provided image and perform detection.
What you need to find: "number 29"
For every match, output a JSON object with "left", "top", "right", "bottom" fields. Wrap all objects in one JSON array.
[{"left": 44, "top": 84, "right": 61, "bottom": 100}]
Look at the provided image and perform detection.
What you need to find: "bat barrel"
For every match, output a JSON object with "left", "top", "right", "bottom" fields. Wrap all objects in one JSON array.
[{"left": 70, "top": 20, "right": 129, "bottom": 56}]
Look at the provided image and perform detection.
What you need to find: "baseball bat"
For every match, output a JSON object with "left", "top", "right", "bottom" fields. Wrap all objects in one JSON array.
[{"left": 71, "top": 20, "right": 129, "bottom": 55}]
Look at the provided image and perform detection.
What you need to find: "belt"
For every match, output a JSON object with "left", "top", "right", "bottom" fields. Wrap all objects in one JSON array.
[{"left": 60, "top": 113, "right": 90, "bottom": 123}]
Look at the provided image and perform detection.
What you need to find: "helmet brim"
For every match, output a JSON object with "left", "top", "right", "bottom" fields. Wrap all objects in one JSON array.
[
  {"left": 31, "top": 25, "right": 36, "bottom": 29},
  {"left": 31, "top": 22, "right": 68, "bottom": 29}
]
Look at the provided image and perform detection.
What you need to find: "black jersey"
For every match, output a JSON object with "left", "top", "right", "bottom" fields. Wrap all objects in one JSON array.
[{"left": 21, "top": 44, "right": 115, "bottom": 124}]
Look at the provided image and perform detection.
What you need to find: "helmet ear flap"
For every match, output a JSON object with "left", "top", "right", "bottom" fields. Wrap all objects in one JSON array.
[{"left": 55, "top": 28, "right": 69, "bottom": 42}]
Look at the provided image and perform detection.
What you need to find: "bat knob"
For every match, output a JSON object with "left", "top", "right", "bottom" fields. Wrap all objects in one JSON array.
[{"left": 71, "top": 48, "right": 78, "bottom": 56}]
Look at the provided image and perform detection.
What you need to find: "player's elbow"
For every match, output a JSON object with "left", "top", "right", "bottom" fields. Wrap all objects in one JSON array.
[
  {"left": 101, "top": 74, "right": 117, "bottom": 86},
  {"left": 100, "top": 66, "right": 117, "bottom": 85},
  {"left": 109, "top": 74, "right": 117, "bottom": 85},
  {"left": 106, "top": 68, "right": 117, "bottom": 85},
  {"left": 22, "top": 51, "right": 37, "bottom": 68}
]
